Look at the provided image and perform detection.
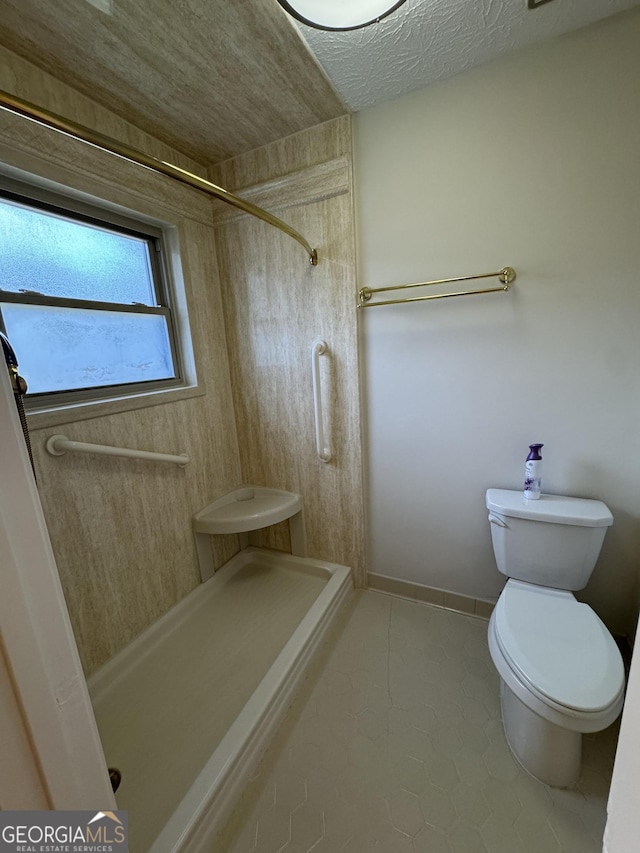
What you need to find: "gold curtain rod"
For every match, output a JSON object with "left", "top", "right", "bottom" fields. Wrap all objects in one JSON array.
[
  {"left": 0, "top": 89, "right": 318, "bottom": 266},
  {"left": 358, "top": 266, "right": 515, "bottom": 308}
]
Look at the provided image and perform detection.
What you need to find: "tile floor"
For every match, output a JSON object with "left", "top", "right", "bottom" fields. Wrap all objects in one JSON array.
[{"left": 212, "top": 590, "right": 620, "bottom": 853}]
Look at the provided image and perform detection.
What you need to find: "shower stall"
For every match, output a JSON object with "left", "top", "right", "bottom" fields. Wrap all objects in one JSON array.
[{"left": 1, "top": 77, "right": 363, "bottom": 849}]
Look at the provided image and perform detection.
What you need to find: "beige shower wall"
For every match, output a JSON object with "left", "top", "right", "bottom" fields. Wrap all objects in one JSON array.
[
  {"left": 209, "top": 117, "right": 365, "bottom": 585},
  {"left": 0, "top": 49, "right": 205, "bottom": 176},
  {"left": 0, "top": 49, "right": 242, "bottom": 675}
]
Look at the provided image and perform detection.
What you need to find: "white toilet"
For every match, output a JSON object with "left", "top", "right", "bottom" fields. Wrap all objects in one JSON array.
[{"left": 486, "top": 488, "right": 625, "bottom": 788}]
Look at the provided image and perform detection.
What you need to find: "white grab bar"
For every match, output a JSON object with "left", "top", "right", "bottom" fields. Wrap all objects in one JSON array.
[
  {"left": 311, "top": 340, "right": 331, "bottom": 463},
  {"left": 46, "top": 434, "right": 190, "bottom": 467}
]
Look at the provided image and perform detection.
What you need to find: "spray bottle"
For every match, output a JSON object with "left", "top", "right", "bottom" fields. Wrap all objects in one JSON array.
[{"left": 524, "top": 444, "right": 543, "bottom": 500}]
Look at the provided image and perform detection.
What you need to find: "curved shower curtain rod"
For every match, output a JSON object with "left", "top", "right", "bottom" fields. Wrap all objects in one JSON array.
[{"left": 0, "top": 89, "right": 318, "bottom": 266}]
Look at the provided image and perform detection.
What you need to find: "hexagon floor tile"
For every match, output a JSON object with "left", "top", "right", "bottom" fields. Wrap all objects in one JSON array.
[{"left": 212, "top": 591, "right": 620, "bottom": 853}]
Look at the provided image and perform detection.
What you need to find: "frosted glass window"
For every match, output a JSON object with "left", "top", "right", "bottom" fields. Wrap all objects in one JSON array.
[
  {"left": 0, "top": 184, "right": 181, "bottom": 405},
  {"left": 0, "top": 200, "right": 156, "bottom": 304},
  {"left": 2, "top": 303, "right": 174, "bottom": 394}
]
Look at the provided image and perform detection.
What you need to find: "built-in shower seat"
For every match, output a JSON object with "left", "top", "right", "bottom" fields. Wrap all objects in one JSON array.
[{"left": 193, "top": 486, "right": 307, "bottom": 580}]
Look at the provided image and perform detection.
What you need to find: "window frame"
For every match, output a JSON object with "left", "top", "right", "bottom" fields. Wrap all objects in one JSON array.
[{"left": 0, "top": 176, "right": 188, "bottom": 412}]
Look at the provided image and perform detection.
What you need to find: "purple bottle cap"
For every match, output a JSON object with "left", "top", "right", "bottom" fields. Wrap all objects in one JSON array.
[{"left": 526, "top": 444, "right": 543, "bottom": 461}]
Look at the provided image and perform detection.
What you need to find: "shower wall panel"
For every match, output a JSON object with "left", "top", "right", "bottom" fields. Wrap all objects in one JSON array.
[
  {"left": 0, "top": 49, "right": 242, "bottom": 675},
  {"left": 209, "top": 117, "right": 365, "bottom": 585}
]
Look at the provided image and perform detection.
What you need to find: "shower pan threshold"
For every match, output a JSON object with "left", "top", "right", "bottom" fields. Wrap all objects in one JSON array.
[{"left": 88, "top": 546, "right": 352, "bottom": 853}]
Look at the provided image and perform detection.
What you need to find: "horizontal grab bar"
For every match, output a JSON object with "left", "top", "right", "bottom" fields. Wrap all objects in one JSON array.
[{"left": 46, "top": 434, "right": 190, "bottom": 467}]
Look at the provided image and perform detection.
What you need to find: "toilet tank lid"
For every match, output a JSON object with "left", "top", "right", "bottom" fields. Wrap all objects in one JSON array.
[{"left": 486, "top": 489, "right": 613, "bottom": 527}]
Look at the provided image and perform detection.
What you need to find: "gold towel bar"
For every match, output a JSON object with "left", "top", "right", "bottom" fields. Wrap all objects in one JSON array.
[
  {"left": 358, "top": 266, "right": 515, "bottom": 308},
  {"left": 0, "top": 89, "right": 318, "bottom": 266}
]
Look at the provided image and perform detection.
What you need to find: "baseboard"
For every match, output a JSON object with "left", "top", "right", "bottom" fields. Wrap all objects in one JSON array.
[{"left": 367, "top": 572, "right": 495, "bottom": 620}]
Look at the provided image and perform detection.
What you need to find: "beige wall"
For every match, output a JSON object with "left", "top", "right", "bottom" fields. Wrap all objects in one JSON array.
[
  {"left": 1, "top": 52, "right": 364, "bottom": 676},
  {"left": 354, "top": 9, "right": 640, "bottom": 636},
  {"left": 210, "top": 117, "right": 365, "bottom": 584},
  {"left": 1, "top": 49, "right": 242, "bottom": 675},
  {"left": 0, "top": 48, "right": 206, "bottom": 175}
]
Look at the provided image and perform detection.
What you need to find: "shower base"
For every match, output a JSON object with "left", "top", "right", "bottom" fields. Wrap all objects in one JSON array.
[{"left": 88, "top": 546, "right": 351, "bottom": 853}]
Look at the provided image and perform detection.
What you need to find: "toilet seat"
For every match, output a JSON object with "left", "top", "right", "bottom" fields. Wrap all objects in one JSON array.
[{"left": 494, "top": 580, "right": 624, "bottom": 715}]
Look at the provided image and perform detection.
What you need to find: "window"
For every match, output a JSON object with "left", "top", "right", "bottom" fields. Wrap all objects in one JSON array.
[{"left": 0, "top": 181, "right": 183, "bottom": 410}]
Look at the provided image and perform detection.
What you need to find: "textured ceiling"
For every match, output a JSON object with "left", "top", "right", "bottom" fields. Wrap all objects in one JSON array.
[
  {"left": 0, "top": 0, "right": 639, "bottom": 166},
  {"left": 292, "top": 0, "right": 640, "bottom": 111}
]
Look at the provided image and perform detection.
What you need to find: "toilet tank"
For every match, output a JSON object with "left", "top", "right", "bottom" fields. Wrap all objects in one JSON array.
[{"left": 486, "top": 489, "right": 613, "bottom": 591}]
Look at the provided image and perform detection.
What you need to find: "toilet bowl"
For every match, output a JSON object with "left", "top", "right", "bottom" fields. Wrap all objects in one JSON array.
[
  {"left": 485, "top": 489, "right": 625, "bottom": 787},
  {"left": 488, "top": 579, "right": 624, "bottom": 787}
]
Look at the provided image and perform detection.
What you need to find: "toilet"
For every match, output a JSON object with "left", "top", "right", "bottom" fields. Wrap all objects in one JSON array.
[{"left": 485, "top": 488, "right": 625, "bottom": 788}]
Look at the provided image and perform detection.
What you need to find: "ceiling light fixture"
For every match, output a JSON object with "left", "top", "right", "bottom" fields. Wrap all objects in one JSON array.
[{"left": 275, "top": 0, "right": 409, "bottom": 32}]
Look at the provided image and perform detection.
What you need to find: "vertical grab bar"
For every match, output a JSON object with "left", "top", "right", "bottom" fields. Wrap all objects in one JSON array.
[{"left": 311, "top": 339, "right": 331, "bottom": 463}]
